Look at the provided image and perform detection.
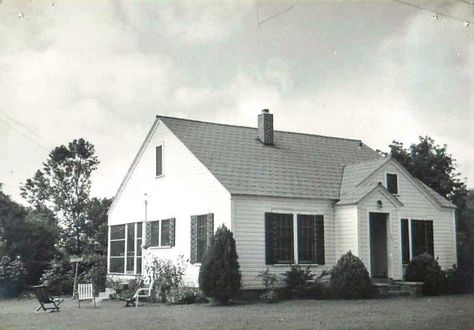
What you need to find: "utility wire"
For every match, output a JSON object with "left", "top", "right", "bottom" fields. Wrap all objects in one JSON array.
[{"left": 390, "top": 0, "right": 474, "bottom": 24}]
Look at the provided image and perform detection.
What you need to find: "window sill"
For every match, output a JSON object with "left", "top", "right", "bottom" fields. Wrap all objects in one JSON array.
[
  {"left": 147, "top": 245, "right": 172, "bottom": 250},
  {"left": 155, "top": 174, "right": 164, "bottom": 179}
]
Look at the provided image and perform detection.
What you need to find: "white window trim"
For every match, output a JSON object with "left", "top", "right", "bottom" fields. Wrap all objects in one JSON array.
[
  {"left": 109, "top": 224, "right": 126, "bottom": 274},
  {"left": 109, "top": 222, "right": 144, "bottom": 275},
  {"left": 268, "top": 211, "right": 325, "bottom": 266},
  {"left": 385, "top": 172, "right": 399, "bottom": 196}
]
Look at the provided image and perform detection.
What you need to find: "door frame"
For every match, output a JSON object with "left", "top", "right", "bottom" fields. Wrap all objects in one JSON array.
[{"left": 368, "top": 212, "right": 389, "bottom": 278}]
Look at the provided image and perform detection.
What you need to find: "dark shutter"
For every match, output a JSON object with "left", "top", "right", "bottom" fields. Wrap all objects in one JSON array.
[
  {"left": 145, "top": 222, "right": 152, "bottom": 248},
  {"left": 401, "top": 219, "right": 410, "bottom": 264},
  {"left": 265, "top": 213, "right": 274, "bottom": 265},
  {"left": 190, "top": 216, "right": 198, "bottom": 264},
  {"left": 206, "top": 213, "right": 214, "bottom": 247},
  {"left": 169, "top": 218, "right": 176, "bottom": 247},
  {"left": 156, "top": 146, "right": 162, "bottom": 176},
  {"left": 315, "top": 215, "right": 325, "bottom": 265},
  {"left": 425, "top": 220, "right": 434, "bottom": 256}
]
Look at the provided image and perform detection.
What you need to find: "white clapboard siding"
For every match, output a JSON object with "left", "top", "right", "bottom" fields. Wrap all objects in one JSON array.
[
  {"left": 108, "top": 120, "right": 231, "bottom": 286},
  {"left": 232, "top": 195, "right": 335, "bottom": 289},
  {"left": 334, "top": 205, "right": 358, "bottom": 260},
  {"left": 360, "top": 162, "right": 456, "bottom": 271}
]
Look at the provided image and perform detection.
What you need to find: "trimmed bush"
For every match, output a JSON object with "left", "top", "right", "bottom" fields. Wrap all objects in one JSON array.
[
  {"left": 0, "top": 256, "right": 25, "bottom": 298},
  {"left": 283, "top": 265, "right": 315, "bottom": 299},
  {"left": 405, "top": 253, "right": 446, "bottom": 296},
  {"left": 199, "top": 225, "right": 241, "bottom": 304},
  {"left": 330, "top": 251, "right": 375, "bottom": 299},
  {"left": 166, "top": 287, "right": 197, "bottom": 305}
]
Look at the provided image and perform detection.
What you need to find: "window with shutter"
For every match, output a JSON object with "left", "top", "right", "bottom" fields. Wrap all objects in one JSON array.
[
  {"left": 161, "top": 219, "right": 171, "bottom": 246},
  {"left": 156, "top": 145, "right": 163, "bottom": 177},
  {"left": 149, "top": 221, "right": 160, "bottom": 247},
  {"left": 190, "top": 213, "right": 214, "bottom": 264},
  {"left": 386, "top": 173, "right": 398, "bottom": 194},
  {"left": 411, "top": 220, "right": 434, "bottom": 257}
]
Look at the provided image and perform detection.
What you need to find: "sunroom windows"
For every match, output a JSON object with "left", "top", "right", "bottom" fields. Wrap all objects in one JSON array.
[{"left": 109, "top": 222, "right": 143, "bottom": 274}]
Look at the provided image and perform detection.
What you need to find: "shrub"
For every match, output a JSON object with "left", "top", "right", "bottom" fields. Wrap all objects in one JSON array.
[
  {"left": 146, "top": 256, "right": 187, "bottom": 303},
  {"left": 405, "top": 253, "right": 446, "bottom": 296},
  {"left": 199, "top": 225, "right": 241, "bottom": 304},
  {"left": 0, "top": 256, "right": 25, "bottom": 298},
  {"left": 257, "top": 268, "right": 279, "bottom": 303},
  {"left": 166, "top": 286, "right": 197, "bottom": 305},
  {"left": 283, "top": 265, "right": 315, "bottom": 299},
  {"left": 40, "top": 258, "right": 74, "bottom": 295},
  {"left": 260, "top": 290, "right": 279, "bottom": 303},
  {"left": 447, "top": 263, "right": 474, "bottom": 294},
  {"left": 330, "top": 251, "right": 375, "bottom": 299}
]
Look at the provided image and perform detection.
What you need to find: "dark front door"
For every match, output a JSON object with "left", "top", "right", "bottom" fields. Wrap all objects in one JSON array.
[{"left": 369, "top": 213, "right": 388, "bottom": 278}]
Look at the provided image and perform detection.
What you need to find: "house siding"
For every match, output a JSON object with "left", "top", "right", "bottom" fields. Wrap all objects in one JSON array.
[
  {"left": 231, "top": 195, "right": 336, "bottom": 289},
  {"left": 334, "top": 205, "right": 358, "bottom": 261},
  {"left": 360, "top": 162, "right": 456, "bottom": 272},
  {"left": 108, "top": 120, "right": 231, "bottom": 286}
]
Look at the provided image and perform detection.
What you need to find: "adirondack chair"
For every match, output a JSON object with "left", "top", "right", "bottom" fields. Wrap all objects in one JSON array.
[
  {"left": 77, "top": 283, "right": 96, "bottom": 308},
  {"left": 120, "top": 277, "right": 155, "bottom": 307},
  {"left": 31, "top": 284, "right": 64, "bottom": 312}
]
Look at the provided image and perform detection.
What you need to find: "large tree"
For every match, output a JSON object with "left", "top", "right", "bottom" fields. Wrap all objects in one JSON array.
[
  {"left": 389, "top": 136, "right": 472, "bottom": 264},
  {"left": 21, "top": 138, "right": 99, "bottom": 256}
]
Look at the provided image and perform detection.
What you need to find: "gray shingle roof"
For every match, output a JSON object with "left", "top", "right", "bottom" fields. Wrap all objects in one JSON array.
[{"left": 159, "top": 116, "right": 381, "bottom": 199}]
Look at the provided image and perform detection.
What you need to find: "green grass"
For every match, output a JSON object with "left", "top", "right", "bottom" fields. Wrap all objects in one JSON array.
[{"left": 1, "top": 294, "right": 474, "bottom": 329}]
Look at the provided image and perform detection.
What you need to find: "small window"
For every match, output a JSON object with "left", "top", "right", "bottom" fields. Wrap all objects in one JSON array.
[
  {"left": 156, "top": 145, "right": 163, "bottom": 177},
  {"left": 190, "top": 214, "right": 213, "bottom": 264},
  {"left": 196, "top": 216, "right": 208, "bottom": 263},
  {"left": 386, "top": 173, "right": 398, "bottom": 194},
  {"left": 265, "top": 213, "right": 294, "bottom": 264},
  {"left": 411, "top": 220, "right": 434, "bottom": 257},
  {"left": 297, "top": 214, "right": 325, "bottom": 265}
]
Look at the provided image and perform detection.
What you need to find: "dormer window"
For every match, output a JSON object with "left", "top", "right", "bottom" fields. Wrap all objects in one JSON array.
[
  {"left": 386, "top": 173, "right": 398, "bottom": 194},
  {"left": 156, "top": 145, "right": 163, "bottom": 177}
]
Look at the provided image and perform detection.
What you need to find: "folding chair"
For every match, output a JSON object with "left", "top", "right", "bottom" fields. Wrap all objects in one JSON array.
[
  {"left": 78, "top": 283, "right": 96, "bottom": 308},
  {"left": 119, "top": 278, "right": 155, "bottom": 307},
  {"left": 31, "top": 284, "right": 64, "bottom": 312}
]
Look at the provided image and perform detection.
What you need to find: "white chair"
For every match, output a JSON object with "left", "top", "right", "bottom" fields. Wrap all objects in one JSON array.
[
  {"left": 78, "top": 283, "right": 96, "bottom": 308},
  {"left": 129, "top": 278, "right": 155, "bottom": 307}
]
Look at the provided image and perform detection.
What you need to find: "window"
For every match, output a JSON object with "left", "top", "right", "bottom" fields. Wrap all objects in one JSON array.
[
  {"left": 400, "top": 219, "right": 434, "bottom": 264},
  {"left": 109, "top": 222, "right": 143, "bottom": 274},
  {"left": 156, "top": 145, "right": 163, "bottom": 177},
  {"left": 147, "top": 219, "right": 174, "bottom": 247},
  {"left": 412, "top": 220, "right": 434, "bottom": 257},
  {"left": 265, "top": 213, "right": 325, "bottom": 265},
  {"left": 190, "top": 214, "right": 214, "bottom": 264},
  {"left": 110, "top": 225, "right": 125, "bottom": 273},
  {"left": 386, "top": 173, "right": 398, "bottom": 194}
]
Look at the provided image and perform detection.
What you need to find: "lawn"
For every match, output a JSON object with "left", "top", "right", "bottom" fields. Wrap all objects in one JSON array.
[{"left": 1, "top": 294, "right": 474, "bottom": 330}]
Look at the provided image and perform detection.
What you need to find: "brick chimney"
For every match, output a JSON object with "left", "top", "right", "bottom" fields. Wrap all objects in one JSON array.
[{"left": 258, "top": 109, "right": 274, "bottom": 145}]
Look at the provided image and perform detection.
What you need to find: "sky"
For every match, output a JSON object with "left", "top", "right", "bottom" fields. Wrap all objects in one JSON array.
[{"left": 0, "top": 0, "right": 473, "bottom": 204}]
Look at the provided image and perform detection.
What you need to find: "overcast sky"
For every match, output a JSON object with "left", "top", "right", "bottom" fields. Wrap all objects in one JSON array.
[{"left": 0, "top": 0, "right": 472, "bottom": 204}]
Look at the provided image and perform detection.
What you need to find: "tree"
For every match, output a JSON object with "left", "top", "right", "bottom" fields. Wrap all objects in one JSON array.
[
  {"left": 389, "top": 136, "right": 471, "bottom": 265},
  {"left": 198, "top": 225, "right": 241, "bottom": 304},
  {"left": 21, "top": 138, "right": 99, "bottom": 256},
  {"left": 85, "top": 197, "right": 112, "bottom": 256}
]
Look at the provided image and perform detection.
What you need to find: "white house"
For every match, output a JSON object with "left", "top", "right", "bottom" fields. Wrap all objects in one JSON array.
[{"left": 107, "top": 110, "right": 457, "bottom": 289}]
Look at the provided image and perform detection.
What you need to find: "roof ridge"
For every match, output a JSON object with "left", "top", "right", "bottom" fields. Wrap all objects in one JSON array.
[{"left": 157, "top": 114, "right": 363, "bottom": 143}]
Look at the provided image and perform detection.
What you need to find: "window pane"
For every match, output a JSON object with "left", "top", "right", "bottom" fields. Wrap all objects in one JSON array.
[
  {"left": 126, "top": 257, "right": 134, "bottom": 272},
  {"left": 137, "top": 238, "right": 142, "bottom": 257},
  {"left": 387, "top": 174, "right": 398, "bottom": 194},
  {"left": 110, "top": 241, "right": 125, "bottom": 257},
  {"left": 111, "top": 225, "right": 125, "bottom": 240},
  {"left": 136, "top": 257, "right": 142, "bottom": 275},
  {"left": 150, "top": 221, "right": 160, "bottom": 246},
  {"left": 297, "top": 215, "right": 316, "bottom": 264},
  {"left": 412, "top": 220, "right": 434, "bottom": 257},
  {"left": 401, "top": 219, "right": 410, "bottom": 264},
  {"left": 161, "top": 219, "right": 171, "bottom": 246},
  {"left": 109, "top": 258, "right": 124, "bottom": 273},
  {"left": 266, "top": 213, "right": 294, "bottom": 264},
  {"left": 156, "top": 146, "right": 162, "bottom": 176},
  {"left": 137, "top": 222, "right": 143, "bottom": 237},
  {"left": 127, "top": 223, "right": 135, "bottom": 253}
]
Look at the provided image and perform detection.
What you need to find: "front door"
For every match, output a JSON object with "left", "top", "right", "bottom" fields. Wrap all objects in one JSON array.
[{"left": 369, "top": 213, "right": 388, "bottom": 278}]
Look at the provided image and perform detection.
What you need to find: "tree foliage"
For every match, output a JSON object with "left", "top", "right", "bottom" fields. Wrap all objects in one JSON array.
[
  {"left": 21, "top": 138, "right": 99, "bottom": 255},
  {"left": 389, "top": 136, "right": 472, "bottom": 265},
  {"left": 198, "top": 225, "right": 241, "bottom": 304}
]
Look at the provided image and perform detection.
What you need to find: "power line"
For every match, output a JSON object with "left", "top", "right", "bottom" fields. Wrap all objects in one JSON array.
[{"left": 390, "top": 0, "right": 474, "bottom": 24}]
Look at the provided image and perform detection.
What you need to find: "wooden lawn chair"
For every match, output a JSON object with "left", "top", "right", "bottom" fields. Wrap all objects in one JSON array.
[
  {"left": 78, "top": 283, "right": 96, "bottom": 308},
  {"left": 31, "top": 284, "right": 64, "bottom": 312},
  {"left": 120, "top": 278, "right": 155, "bottom": 307}
]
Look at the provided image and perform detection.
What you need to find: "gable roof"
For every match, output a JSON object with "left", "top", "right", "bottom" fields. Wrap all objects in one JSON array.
[
  {"left": 337, "top": 182, "right": 404, "bottom": 207},
  {"left": 158, "top": 115, "right": 381, "bottom": 199}
]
